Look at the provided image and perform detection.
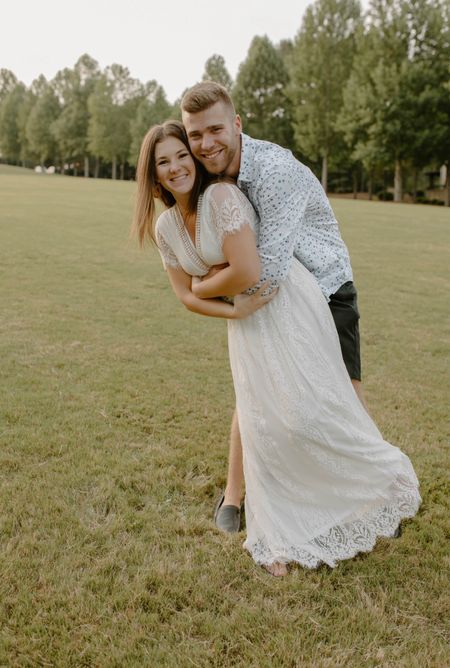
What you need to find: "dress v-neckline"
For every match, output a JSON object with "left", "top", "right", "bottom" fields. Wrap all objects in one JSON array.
[{"left": 174, "top": 195, "right": 209, "bottom": 273}]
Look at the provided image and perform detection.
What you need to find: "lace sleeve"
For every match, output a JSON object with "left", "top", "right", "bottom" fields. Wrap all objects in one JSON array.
[
  {"left": 155, "top": 216, "right": 181, "bottom": 270},
  {"left": 206, "top": 183, "right": 257, "bottom": 245}
]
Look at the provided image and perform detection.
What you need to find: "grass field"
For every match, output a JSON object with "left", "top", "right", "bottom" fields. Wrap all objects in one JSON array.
[{"left": 0, "top": 165, "right": 449, "bottom": 667}]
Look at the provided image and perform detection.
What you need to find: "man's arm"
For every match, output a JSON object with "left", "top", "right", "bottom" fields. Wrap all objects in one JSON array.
[{"left": 251, "top": 161, "right": 315, "bottom": 287}]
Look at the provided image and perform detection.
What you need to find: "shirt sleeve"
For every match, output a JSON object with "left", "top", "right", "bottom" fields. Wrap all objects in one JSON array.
[{"left": 253, "top": 161, "right": 314, "bottom": 286}]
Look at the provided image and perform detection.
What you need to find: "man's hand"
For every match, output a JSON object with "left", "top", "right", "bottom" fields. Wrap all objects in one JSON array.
[{"left": 233, "top": 282, "right": 278, "bottom": 319}]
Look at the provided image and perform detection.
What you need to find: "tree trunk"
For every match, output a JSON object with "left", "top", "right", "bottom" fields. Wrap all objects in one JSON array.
[
  {"left": 368, "top": 173, "right": 373, "bottom": 200},
  {"left": 412, "top": 168, "right": 418, "bottom": 203},
  {"left": 74, "top": 165, "right": 78, "bottom": 177},
  {"left": 321, "top": 154, "right": 328, "bottom": 193},
  {"left": 84, "top": 156, "right": 89, "bottom": 178},
  {"left": 94, "top": 156, "right": 100, "bottom": 179},
  {"left": 352, "top": 170, "right": 358, "bottom": 199},
  {"left": 394, "top": 159, "right": 402, "bottom": 202},
  {"left": 120, "top": 162, "right": 125, "bottom": 180},
  {"left": 445, "top": 162, "right": 449, "bottom": 207},
  {"left": 112, "top": 156, "right": 117, "bottom": 180}
]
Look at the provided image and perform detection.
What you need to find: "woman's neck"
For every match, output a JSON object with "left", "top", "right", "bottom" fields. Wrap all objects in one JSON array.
[{"left": 174, "top": 194, "right": 191, "bottom": 218}]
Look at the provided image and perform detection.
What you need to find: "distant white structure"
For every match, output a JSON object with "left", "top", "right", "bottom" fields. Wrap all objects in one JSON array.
[{"left": 34, "top": 165, "right": 55, "bottom": 174}]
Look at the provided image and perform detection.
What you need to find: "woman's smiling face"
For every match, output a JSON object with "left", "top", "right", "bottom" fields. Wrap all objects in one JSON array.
[{"left": 154, "top": 136, "right": 196, "bottom": 200}]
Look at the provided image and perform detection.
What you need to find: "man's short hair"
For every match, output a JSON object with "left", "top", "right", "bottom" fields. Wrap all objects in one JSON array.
[{"left": 181, "top": 81, "right": 236, "bottom": 116}]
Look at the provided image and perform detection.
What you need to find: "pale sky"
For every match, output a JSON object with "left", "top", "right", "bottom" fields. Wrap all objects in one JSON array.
[{"left": 2, "top": 0, "right": 369, "bottom": 103}]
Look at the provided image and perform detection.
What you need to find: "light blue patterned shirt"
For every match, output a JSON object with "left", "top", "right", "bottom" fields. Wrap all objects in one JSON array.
[{"left": 237, "top": 134, "right": 353, "bottom": 299}]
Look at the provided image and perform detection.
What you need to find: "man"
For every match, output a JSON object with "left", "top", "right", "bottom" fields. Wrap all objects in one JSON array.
[{"left": 181, "top": 81, "right": 366, "bottom": 533}]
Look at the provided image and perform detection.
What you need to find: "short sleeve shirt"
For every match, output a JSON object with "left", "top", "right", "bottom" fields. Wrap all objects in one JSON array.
[{"left": 237, "top": 134, "right": 353, "bottom": 299}]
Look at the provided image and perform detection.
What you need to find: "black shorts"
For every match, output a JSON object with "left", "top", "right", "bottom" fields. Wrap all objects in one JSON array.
[{"left": 328, "top": 281, "right": 361, "bottom": 382}]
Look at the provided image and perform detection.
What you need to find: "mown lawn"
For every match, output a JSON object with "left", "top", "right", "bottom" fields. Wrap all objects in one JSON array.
[{"left": 0, "top": 165, "right": 449, "bottom": 667}]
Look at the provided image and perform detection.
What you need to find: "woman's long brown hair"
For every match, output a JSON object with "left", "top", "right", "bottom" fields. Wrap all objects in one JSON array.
[{"left": 131, "top": 120, "right": 208, "bottom": 247}]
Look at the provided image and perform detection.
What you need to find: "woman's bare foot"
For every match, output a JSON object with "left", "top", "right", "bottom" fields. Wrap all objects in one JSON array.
[{"left": 264, "top": 561, "right": 288, "bottom": 577}]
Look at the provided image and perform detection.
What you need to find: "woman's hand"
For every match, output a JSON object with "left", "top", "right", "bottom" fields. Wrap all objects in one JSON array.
[
  {"left": 204, "top": 263, "right": 229, "bottom": 279},
  {"left": 191, "top": 275, "right": 202, "bottom": 296},
  {"left": 233, "top": 282, "right": 278, "bottom": 319},
  {"left": 192, "top": 264, "right": 229, "bottom": 296}
]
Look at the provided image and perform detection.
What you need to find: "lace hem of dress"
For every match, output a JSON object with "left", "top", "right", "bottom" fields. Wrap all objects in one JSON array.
[{"left": 245, "top": 478, "right": 421, "bottom": 569}]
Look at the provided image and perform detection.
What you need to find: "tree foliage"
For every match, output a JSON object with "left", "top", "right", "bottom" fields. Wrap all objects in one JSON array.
[
  {"left": 233, "top": 35, "right": 293, "bottom": 147},
  {"left": 0, "top": 83, "right": 27, "bottom": 161},
  {"left": 202, "top": 55, "right": 233, "bottom": 90},
  {"left": 26, "top": 80, "right": 61, "bottom": 166},
  {"left": 0, "top": 21, "right": 448, "bottom": 202},
  {"left": 0, "top": 69, "right": 18, "bottom": 104},
  {"left": 129, "top": 81, "right": 172, "bottom": 165},
  {"left": 338, "top": 0, "right": 450, "bottom": 200},
  {"left": 289, "top": 0, "right": 362, "bottom": 190},
  {"left": 52, "top": 55, "right": 100, "bottom": 174},
  {"left": 88, "top": 65, "right": 142, "bottom": 178}
]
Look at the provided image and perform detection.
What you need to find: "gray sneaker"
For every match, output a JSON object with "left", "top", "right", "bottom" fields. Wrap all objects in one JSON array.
[{"left": 213, "top": 492, "right": 241, "bottom": 533}]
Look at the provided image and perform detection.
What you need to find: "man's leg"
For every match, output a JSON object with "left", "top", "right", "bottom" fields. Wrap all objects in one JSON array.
[
  {"left": 223, "top": 409, "right": 244, "bottom": 507},
  {"left": 214, "top": 409, "right": 244, "bottom": 532},
  {"left": 328, "top": 282, "right": 370, "bottom": 413},
  {"left": 351, "top": 379, "right": 370, "bottom": 414}
]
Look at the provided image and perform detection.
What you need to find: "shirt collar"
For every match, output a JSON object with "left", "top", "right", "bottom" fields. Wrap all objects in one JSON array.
[{"left": 237, "top": 133, "right": 257, "bottom": 186}]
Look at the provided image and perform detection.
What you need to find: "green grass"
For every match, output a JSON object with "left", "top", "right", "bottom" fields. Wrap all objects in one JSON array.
[{"left": 0, "top": 165, "right": 449, "bottom": 667}]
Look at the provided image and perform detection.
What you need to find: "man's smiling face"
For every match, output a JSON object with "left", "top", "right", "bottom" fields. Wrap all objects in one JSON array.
[{"left": 182, "top": 101, "right": 242, "bottom": 177}]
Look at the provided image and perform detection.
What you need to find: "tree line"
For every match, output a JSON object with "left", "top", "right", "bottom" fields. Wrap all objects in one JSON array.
[{"left": 1, "top": 0, "right": 449, "bottom": 204}]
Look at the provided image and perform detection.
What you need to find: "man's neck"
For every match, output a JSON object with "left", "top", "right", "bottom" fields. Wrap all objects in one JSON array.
[{"left": 224, "top": 134, "right": 242, "bottom": 181}]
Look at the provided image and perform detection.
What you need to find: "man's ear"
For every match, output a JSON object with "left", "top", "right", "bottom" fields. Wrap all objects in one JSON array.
[{"left": 235, "top": 114, "right": 242, "bottom": 133}]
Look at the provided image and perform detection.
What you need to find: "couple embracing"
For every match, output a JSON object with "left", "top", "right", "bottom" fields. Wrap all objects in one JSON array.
[{"left": 132, "top": 82, "right": 420, "bottom": 577}]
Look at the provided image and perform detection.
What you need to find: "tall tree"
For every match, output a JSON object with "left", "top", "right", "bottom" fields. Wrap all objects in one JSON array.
[
  {"left": 339, "top": 0, "right": 450, "bottom": 201},
  {"left": 202, "top": 54, "right": 233, "bottom": 90},
  {"left": 52, "top": 54, "right": 100, "bottom": 176},
  {"left": 129, "top": 81, "right": 172, "bottom": 165},
  {"left": 26, "top": 79, "right": 61, "bottom": 168},
  {"left": 444, "top": 61, "right": 450, "bottom": 205},
  {"left": 0, "top": 82, "right": 27, "bottom": 162},
  {"left": 88, "top": 65, "right": 142, "bottom": 179},
  {"left": 233, "top": 35, "right": 293, "bottom": 148},
  {"left": 288, "top": 0, "right": 362, "bottom": 191},
  {"left": 0, "top": 69, "right": 18, "bottom": 104}
]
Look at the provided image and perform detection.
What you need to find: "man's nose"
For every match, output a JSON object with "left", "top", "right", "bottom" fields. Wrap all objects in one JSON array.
[{"left": 201, "top": 133, "right": 214, "bottom": 151}]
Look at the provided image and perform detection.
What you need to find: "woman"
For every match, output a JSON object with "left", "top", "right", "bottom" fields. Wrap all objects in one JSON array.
[{"left": 132, "top": 121, "right": 420, "bottom": 577}]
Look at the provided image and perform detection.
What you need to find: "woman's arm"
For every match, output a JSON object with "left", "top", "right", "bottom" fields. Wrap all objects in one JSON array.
[
  {"left": 192, "top": 224, "right": 261, "bottom": 299},
  {"left": 166, "top": 265, "right": 273, "bottom": 319}
]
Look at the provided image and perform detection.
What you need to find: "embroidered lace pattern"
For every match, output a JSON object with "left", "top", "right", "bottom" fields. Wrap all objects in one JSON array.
[
  {"left": 155, "top": 216, "right": 181, "bottom": 269},
  {"left": 204, "top": 183, "right": 256, "bottom": 244},
  {"left": 227, "top": 259, "right": 420, "bottom": 569}
]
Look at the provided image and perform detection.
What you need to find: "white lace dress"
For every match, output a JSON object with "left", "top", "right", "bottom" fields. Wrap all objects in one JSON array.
[{"left": 155, "top": 182, "right": 421, "bottom": 569}]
